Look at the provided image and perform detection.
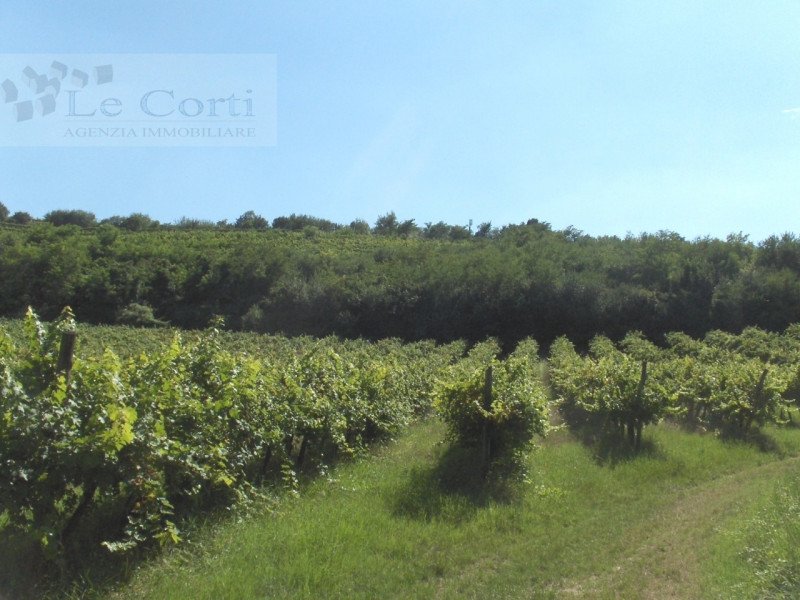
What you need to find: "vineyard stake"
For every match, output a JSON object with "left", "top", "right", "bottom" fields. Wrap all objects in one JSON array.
[
  {"left": 58, "top": 330, "right": 77, "bottom": 383},
  {"left": 483, "top": 365, "right": 493, "bottom": 466}
]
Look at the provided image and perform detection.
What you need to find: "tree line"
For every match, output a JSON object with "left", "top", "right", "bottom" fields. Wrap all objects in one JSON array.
[
  {"left": 1, "top": 202, "right": 799, "bottom": 348},
  {"left": 0, "top": 202, "right": 485, "bottom": 240}
]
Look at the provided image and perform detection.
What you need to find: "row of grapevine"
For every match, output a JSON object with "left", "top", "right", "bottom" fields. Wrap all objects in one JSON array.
[
  {"left": 0, "top": 308, "right": 463, "bottom": 560},
  {"left": 434, "top": 338, "right": 550, "bottom": 467},
  {"left": 549, "top": 328, "right": 799, "bottom": 446},
  {"left": 7, "top": 307, "right": 800, "bottom": 565},
  {"left": 549, "top": 337, "right": 668, "bottom": 447}
]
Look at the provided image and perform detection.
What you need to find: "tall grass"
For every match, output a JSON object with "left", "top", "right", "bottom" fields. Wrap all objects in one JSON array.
[
  {"left": 100, "top": 419, "right": 800, "bottom": 600},
  {"left": 705, "top": 467, "right": 800, "bottom": 598}
]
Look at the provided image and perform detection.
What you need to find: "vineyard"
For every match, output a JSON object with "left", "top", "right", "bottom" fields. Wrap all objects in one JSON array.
[
  {"left": 2, "top": 313, "right": 800, "bottom": 597},
  {"left": 549, "top": 327, "right": 800, "bottom": 447},
  {"left": 0, "top": 308, "right": 470, "bottom": 560}
]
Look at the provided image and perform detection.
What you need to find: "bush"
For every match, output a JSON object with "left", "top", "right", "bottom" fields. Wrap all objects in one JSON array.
[
  {"left": 241, "top": 303, "right": 265, "bottom": 331},
  {"left": 235, "top": 211, "right": 269, "bottom": 230},
  {"left": 9, "top": 211, "right": 33, "bottom": 225},
  {"left": 121, "top": 213, "right": 159, "bottom": 231},
  {"left": 44, "top": 210, "right": 96, "bottom": 228},
  {"left": 116, "top": 303, "right": 168, "bottom": 328}
]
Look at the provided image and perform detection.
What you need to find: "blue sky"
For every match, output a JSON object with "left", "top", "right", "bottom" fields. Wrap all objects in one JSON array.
[{"left": 1, "top": 1, "right": 799, "bottom": 241}]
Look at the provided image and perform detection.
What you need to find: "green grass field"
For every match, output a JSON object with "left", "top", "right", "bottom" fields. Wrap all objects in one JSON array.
[{"left": 80, "top": 417, "right": 797, "bottom": 600}]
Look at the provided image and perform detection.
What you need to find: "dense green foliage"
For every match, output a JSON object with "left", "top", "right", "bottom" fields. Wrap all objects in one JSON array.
[
  {"left": 0, "top": 309, "right": 462, "bottom": 562},
  {"left": 551, "top": 326, "right": 799, "bottom": 446},
  {"left": 434, "top": 338, "right": 550, "bottom": 465},
  {"left": 2, "top": 214, "right": 800, "bottom": 346},
  {"left": 550, "top": 336, "right": 670, "bottom": 447}
]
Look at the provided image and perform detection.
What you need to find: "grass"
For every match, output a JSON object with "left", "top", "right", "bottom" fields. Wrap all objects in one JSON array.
[
  {"left": 703, "top": 459, "right": 800, "bottom": 598},
  {"left": 75, "top": 416, "right": 800, "bottom": 600}
]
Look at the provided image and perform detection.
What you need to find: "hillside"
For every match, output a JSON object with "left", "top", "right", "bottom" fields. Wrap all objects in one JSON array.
[{"left": 1, "top": 218, "right": 799, "bottom": 348}]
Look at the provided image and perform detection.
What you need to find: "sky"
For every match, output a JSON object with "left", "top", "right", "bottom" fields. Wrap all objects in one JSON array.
[{"left": 1, "top": 1, "right": 799, "bottom": 241}]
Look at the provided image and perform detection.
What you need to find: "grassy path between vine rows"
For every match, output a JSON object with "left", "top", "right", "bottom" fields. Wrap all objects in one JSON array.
[
  {"left": 556, "top": 454, "right": 800, "bottom": 598},
  {"left": 83, "top": 420, "right": 800, "bottom": 599}
]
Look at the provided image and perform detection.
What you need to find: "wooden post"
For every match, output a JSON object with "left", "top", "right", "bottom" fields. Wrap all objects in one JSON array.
[
  {"left": 634, "top": 360, "right": 648, "bottom": 448},
  {"left": 483, "top": 365, "right": 493, "bottom": 465},
  {"left": 295, "top": 435, "right": 309, "bottom": 472},
  {"left": 753, "top": 369, "right": 768, "bottom": 404},
  {"left": 636, "top": 360, "right": 648, "bottom": 398},
  {"left": 57, "top": 330, "right": 77, "bottom": 381},
  {"left": 749, "top": 369, "right": 769, "bottom": 431}
]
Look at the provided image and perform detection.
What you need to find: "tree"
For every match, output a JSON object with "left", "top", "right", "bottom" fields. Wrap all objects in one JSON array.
[
  {"left": 116, "top": 302, "right": 168, "bottom": 327},
  {"left": 422, "top": 221, "right": 450, "bottom": 239},
  {"left": 348, "top": 219, "right": 371, "bottom": 234},
  {"left": 0, "top": 201, "right": 8, "bottom": 221},
  {"left": 475, "top": 222, "right": 493, "bottom": 238},
  {"left": 449, "top": 225, "right": 471, "bottom": 241},
  {"left": 397, "top": 219, "right": 419, "bottom": 238},
  {"left": 9, "top": 211, "right": 32, "bottom": 225},
  {"left": 121, "top": 213, "right": 159, "bottom": 231},
  {"left": 272, "top": 214, "right": 338, "bottom": 232},
  {"left": 44, "top": 209, "right": 96, "bottom": 227},
  {"left": 373, "top": 212, "right": 399, "bottom": 236},
  {"left": 235, "top": 211, "right": 269, "bottom": 230},
  {"left": 174, "top": 217, "right": 215, "bottom": 229},
  {"left": 101, "top": 215, "right": 125, "bottom": 227}
]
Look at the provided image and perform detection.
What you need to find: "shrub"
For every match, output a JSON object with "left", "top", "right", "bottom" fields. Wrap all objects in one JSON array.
[{"left": 116, "top": 303, "right": 168, "bottom": 328}]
